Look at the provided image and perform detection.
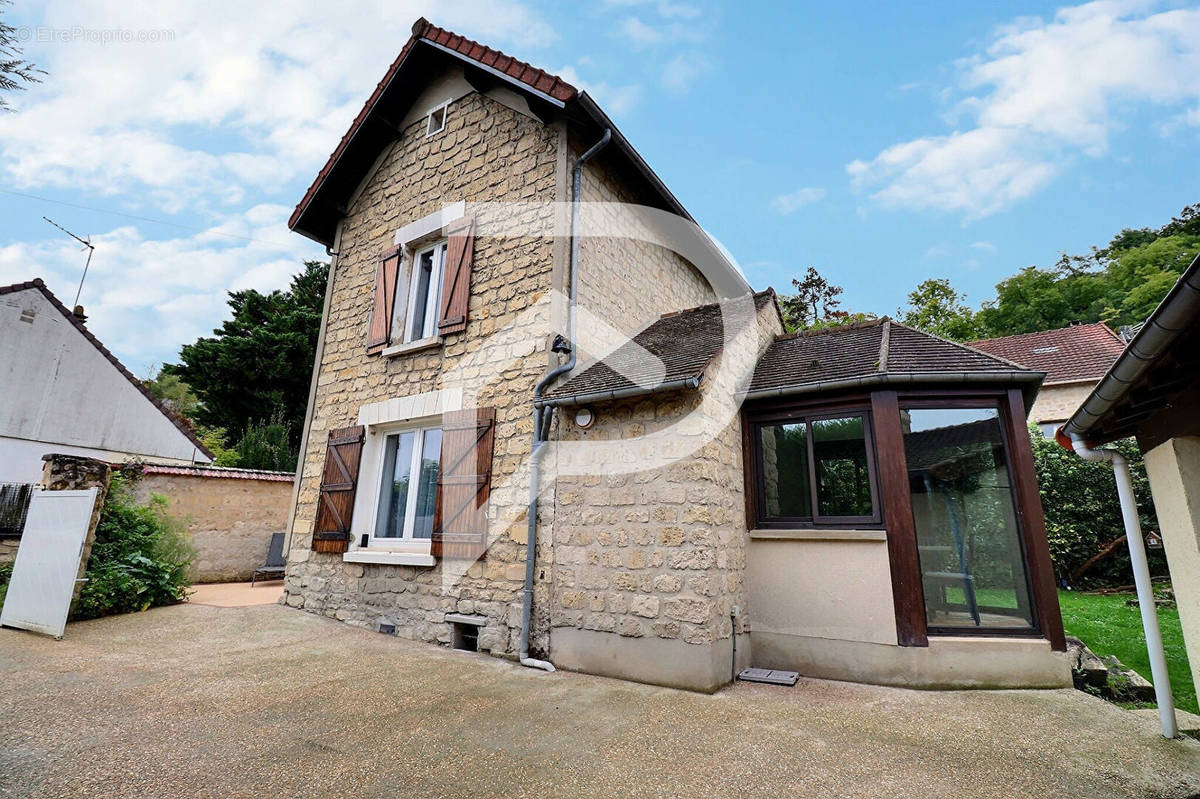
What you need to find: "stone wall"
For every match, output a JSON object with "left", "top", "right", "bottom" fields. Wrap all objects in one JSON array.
[
  {"left": 282, "top": 90, "right": 562, "bottom": 654},
  {"left": 576, "top": 152, "right": 715, "bottom": 343},
  {"left": 132, "top": 470, "right": 293, "bottom": 583},
  {"left": 1030, "top": 381, "right": 1096, "bottom": 425},
  {"left": 544, "top": 297, "right": 782, "bottom": 689}
]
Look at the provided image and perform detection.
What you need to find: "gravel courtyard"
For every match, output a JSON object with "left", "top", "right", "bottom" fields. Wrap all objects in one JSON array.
[{"left": 1, "top": 602, "right": 1198, "bottom": 799}]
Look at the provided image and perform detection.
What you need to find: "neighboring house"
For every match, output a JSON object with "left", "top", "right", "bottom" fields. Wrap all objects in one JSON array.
[
  {"left": 0, "top": 279, "right": 212, "bottom": 485},
  {"left": 282, "top": 18, "right": 1068, "bottom": 692},
  {"left": 1062, "top": 251, "right": 1200, "bottom": 708},
  {"left": 971, "top": 323, "right": 1127, "bottom": 437}
]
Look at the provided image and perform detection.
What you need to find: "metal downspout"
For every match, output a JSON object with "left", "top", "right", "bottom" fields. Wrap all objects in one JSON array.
[
  {"left": 1068, "top": 433, "right": 1178, "bottom": 738},
  {"left": 519, "top": 128, "right": 612, "bottom": 671}
]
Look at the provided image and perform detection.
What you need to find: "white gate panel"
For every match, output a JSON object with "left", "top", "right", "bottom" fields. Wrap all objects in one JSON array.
[{"left": 0, "top": 488, "right": 97, "bottom": 638}]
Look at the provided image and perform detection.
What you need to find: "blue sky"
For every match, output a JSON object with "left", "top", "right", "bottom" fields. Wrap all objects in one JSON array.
[{"left": 1, "top": 0, "right": 1198, "bottom": 376}]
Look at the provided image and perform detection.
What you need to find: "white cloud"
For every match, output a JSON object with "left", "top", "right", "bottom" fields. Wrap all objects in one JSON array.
[
  {"left": 848, "top": 0, "right": 1200, "bottom": 218},
  {"left": 661, "top": 52, "right": 708, "bottom": 93},
  {"left": 772, "top": 187, "right": 826, "bottom": 215},
  {"left": 0, "top": 0, "right": 556, "bottom": 204},
  {"left": 556, "top": 65, "right": 643, "bottom": 115},
  {"left": 604, "top": 0, "right": 701, "bottom": 19},
  {"left": 620, "top": 17, "right": 664, "bottom": 47}
]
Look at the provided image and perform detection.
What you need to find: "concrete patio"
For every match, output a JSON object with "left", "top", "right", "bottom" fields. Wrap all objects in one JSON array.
[{"left": 1, "top": 603, "right": 1198, "bottom": 799}]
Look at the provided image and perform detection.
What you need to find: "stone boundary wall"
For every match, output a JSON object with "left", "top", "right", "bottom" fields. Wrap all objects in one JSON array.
[{"left": 134, "top": 467, "right": 293, "bottom": 583}]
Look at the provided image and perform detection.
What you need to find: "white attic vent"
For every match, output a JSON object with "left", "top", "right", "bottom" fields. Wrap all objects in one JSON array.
[
  {"left": 1031, "top": 345, "right": 1059, "bottom": 354},
  {"left": 425, "top": 103, "right": 448, "bottom": 137}
]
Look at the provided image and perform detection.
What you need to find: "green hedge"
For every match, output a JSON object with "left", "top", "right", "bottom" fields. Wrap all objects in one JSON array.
[{"left": 1030, "top": 430, "right": 1168, "bottom": 588}]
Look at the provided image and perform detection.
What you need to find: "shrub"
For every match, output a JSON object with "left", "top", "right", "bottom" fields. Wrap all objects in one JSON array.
[
  {"left": 71, "top": 476, "right": 194, "bottom": 620},
  {"left": 234, "top": 413, "right": 295, "bottom": 471},
  {"left": 1030, "top": 429, "right": 1167, "bottom": 588},
  {"left": 0, "top": 560, "right": 11, "bottom": 610}
]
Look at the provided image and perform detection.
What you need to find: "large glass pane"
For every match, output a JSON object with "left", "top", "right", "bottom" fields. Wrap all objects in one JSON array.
[
  {"left": 902, "top": 408, "right": 1034, "bottom": 630},
  {"left": 412, "top": 428, "right": 442, "bottom": 539},
  {"left": 375, "top": 432, "right": 415, "bottom": 538},
  {"left": 811, "top": 416, "right": 874, "bottom": 518},
  {"left": 408, "top": 248, "right": 435, "bottom": 341},
  {"left": 759, "top": 423, "right": 811, "bottom": 519}
]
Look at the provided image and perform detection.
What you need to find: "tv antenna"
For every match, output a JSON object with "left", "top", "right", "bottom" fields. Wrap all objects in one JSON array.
[{"left": 42, "top": 216, "right": 95, "bottom": 308}]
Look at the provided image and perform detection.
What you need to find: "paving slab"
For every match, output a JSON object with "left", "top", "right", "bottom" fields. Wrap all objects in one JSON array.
[
  {"left": 1, "top": 603, "right": 1198, "bottom": 799},
  {"left": 187, "top": 580, "right": 283, "bottom": 607}
]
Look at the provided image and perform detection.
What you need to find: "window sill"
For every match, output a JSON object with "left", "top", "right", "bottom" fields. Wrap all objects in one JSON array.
[
  {"left": 749, "top": 528, "right": 887, "bottom": 542},
  {"left": 381, "top": 336, "right": 442, "bottom": 358},
  {"left": 343, "top": 550, "right": 436, "bottom": 567}
]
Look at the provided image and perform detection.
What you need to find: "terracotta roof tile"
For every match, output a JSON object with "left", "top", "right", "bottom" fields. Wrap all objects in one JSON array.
[
  {"left": 289, "top": 17, "right": 578, "bottom": 233},
  {"left": 141, "top": 463, "right": 294, "bottom": 482},
  {"left": 970, "top": 323, "right": 1125, "bottom": 383},
  {"left": 0, "top": 279, "right": 214, "bottom": 460}
]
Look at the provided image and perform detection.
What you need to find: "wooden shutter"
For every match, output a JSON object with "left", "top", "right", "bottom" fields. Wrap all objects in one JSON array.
[
  {"left": 366, "top": 247, "right": 402, "bottom": 354},
  {"left": 432, "top": 407, "right": 494, "bottom": 560},
  {"left": 437, "top": 216, "right": 475, "bottom": 336},
  {"left": 312, "top": 425, "right": 365, "bottom": 554}
]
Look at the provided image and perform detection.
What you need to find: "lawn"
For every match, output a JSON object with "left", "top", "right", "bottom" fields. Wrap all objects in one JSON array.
[{"left": 1058, "top": 589, "right": 1197, "bottom": 715}]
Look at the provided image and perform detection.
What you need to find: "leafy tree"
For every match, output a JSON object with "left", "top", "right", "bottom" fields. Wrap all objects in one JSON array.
[
  {"left": 142, "top": 365, "right": 201, "bottom": 420},
  {"left": 975, "top": 204, "right": 1200, "bottom": 337},
  {"left": 233, "top": 414, "right": 295, "bottom": 472},
  {"left": 195, "top": 425, "right": 240, "bottom": 468},
  {"left": 898, "top": 278, "right": 982, "bottom": 341},
  {"left": 165, "top": 260, "right": 328, "bottom": 448},
  {"left": 779, "top": 266, "right": 849, "bottom": 332},
  {"left": 0, "top": 0, "right": 43, "bottom": 111}
]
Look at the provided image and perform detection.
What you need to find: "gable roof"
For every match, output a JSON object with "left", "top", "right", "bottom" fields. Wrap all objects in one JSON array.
[
  {"left": 288, "top": 18, "right": 750, "bottom": 295},
  {"left": 970, "top": 323, "right": 1126, "bottom": 384},
  {"left": 538, "top": 290, "right": 777, "bottom": 406},
  {"left": 0, "top": 279, "right": 214, "bottom": 459},
  {"left": 747, "top": 318, "right": 1043, "bottom": 403}
]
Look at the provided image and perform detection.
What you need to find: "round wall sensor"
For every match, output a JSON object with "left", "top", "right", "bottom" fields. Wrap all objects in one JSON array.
[{"left": 574, "top": 407, "right": 595, "bottom": 429}]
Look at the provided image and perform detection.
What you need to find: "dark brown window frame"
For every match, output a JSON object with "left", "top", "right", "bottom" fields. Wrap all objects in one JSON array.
[
  {"left": 744, "top": 387, "right": 1066, "bottom": 652},
  {"left": 897, "top": 396, "right": 1041, "bottom": 639},
  {"left": 744, "top": 398, "right": 883, "bottom": 530}
]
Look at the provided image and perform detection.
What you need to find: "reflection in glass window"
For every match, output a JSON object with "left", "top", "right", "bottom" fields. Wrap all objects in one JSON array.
[
  {"left": 902, "top": 407, "right": 1034, "bottom": 630},
  {"left": 759, "top": 423, "right": 811, "bottom": 518},
  {"left": 375, "top": 426, "right": 441, "bottom": 541},
  {"left": 812, "top": 416, "right": 873, "bottom": 517},
  {"left": 755, "top": 413, "right": 876, "bottom": 525}
]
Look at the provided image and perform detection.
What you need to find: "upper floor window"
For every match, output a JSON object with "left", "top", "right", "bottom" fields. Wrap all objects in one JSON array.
[
  {"left": 750, "top": 410, "right": 880, "bottom": 528},
  {"left": 397, "top": 240, "right": 447, "bottom": 343}
]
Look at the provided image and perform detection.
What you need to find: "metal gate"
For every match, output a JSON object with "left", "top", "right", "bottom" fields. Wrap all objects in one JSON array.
[{"left": 0, "top": 488, "right": 97, "bottom": 638}]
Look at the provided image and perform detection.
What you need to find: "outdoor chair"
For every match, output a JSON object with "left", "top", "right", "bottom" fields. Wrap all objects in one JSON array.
[{"left": 251, "top": 532, "right": 287, "bottom": 586}]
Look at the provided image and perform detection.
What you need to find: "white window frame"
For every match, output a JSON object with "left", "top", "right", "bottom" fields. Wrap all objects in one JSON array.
[
  {"left": 425, "top": 102, "right": 449, "bottom": 137},
  {"left": 369, "top": 422, "right": 441, "bottom": 548},
  {"left": 401, "top": 240, "right": 447, "bottom": 344}
]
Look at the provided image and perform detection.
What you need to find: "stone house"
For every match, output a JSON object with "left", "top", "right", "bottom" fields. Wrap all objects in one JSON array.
[
  {"left": 282, "top": 19, "right": 1070, "bottom": 692},
  {"left": 972, "top": 323, "right": 1126, "bottom": 438}
]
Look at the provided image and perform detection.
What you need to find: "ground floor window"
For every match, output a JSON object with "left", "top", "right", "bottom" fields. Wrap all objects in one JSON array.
[
  {"left": 901, "top": 406, "right": 1035, "bottom": 631},
  {"left": 374, "top": 426, "right": 442, "bottom": 542},
  {"left": 752, "top": 411, "right": 880, "bottom": 527}
]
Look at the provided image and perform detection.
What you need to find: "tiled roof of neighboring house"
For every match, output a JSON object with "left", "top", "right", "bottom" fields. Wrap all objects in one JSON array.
[
  {"left": 970, "top": 323, "right": 1125, "bottom": 384},
  {"left": 0, "top": 279, "right": 214, "bottom": 460},
  {"left": 748, "top": 318, "right": 1040, "bottom": 398},
  {"left": 290, "top": 17, "right": 576, "bottom": 240},
  {"left": 540, "top": 291, "right": 777, "bottom": 405},
  {"left": 141, "top": 463, "right": 295, "bottom": 482}
]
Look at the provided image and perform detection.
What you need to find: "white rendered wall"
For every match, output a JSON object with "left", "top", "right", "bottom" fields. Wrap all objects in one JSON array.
[{"left": 0, "top": 288, "right": 207, "bottom": 481}]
